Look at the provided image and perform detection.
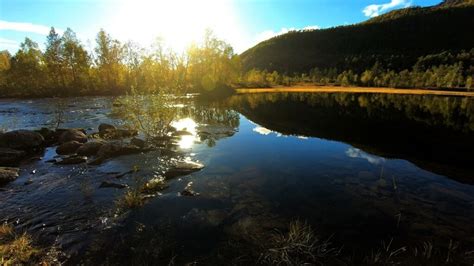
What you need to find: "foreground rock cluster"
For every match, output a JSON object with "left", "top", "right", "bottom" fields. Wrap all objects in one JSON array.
[{"left": 0, "top": 123, "right": 207, "bottom": 187}]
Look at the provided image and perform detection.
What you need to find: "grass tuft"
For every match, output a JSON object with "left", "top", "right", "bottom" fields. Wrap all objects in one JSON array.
[
  {"left": 260, "top": 220, "right": 338, "bottom": 265},
  {"left": 0, "top": 223, "right": 39, "bottom": 264}
]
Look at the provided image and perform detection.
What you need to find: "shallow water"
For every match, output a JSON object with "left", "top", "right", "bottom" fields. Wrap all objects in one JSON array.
[{"left": 0, "top": 93, "right": 473, "bottom": 264}]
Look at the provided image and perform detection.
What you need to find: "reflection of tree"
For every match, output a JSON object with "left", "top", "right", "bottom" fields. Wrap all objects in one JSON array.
[
  {"left": 227, "top": 93, "right": 474, "bottom": 183},
  {"left": 228, "top": 93, "right": 474, "bottom": 132}
]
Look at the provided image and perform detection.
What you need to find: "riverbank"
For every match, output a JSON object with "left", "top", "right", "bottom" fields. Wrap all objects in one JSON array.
[{"left": 236, "top": 86, "right": 474, "bottom": 97}]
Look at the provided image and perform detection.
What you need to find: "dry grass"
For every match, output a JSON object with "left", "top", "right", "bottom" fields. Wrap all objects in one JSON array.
[
  {"left": 237, "top": 86, "right": 474, "bottom": 97},
  {"left": 118, "top": 190, "right": 144, "bottom": 209},
  {"left": 259, "top": 220, "right": 338, "bottom": 265},
  {"left": 0, "top": 224, "right": 39, "bottom": 264}
]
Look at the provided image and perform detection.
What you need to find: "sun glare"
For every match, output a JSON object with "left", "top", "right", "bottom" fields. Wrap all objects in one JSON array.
[
  {"left": 108, "top": 0, "right": 245, "bottom": 52},
  {"left": 172, "top": 118, "right": 198, "bottom": 149}
]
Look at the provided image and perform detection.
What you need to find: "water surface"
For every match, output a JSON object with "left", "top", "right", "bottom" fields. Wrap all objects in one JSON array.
[{"left": 0, "top": 93, "right": 473, "bottom": 264}]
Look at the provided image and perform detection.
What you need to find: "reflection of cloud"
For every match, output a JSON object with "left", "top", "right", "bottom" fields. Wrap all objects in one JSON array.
[
  {"left": 346, "top": 148, "right": 385, "bottom": 165},
  {"left": 253, "top": 126, "right": 272, "bottom": 135},
  {"left": 363, "top": 0, "right": 411, "bottom": 17}
]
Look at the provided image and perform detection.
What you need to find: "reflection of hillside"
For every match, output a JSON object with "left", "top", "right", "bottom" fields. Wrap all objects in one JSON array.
[{"left": 227, "top": 93, "right": 474, "bottom": 184}]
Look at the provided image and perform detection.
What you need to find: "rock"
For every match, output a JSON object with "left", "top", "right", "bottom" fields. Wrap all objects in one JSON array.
[
  {"left": 99, "top": 181, "right": 128, "bottom": 189},
  {"left": 58, "top": 129, "right": 87, "bottom": 144},
  {"left": 97, "top": 142, "right": 142, "bottom": 159},
  {"left": 24, "top": 178, "right": 33, "bottom": 185},
  {"left": 56, "top": 141, "right": 83, "bottom": 155},
  {"left": 76, "top": 141, "right": 104, "bottom": 156},
  {"left": 181, "top": 182, "right": 199, "bottom": 196},
  {"left": 0, "top": 167, "right": 20, "bottom": 185},
  {"left": 98, "top": 123, "right": 116, "bottom": 133},
  {"left": 165, "top": 161, "right": 204, "bottom": 179},
  {"left": 0, "top": 148, "right": 26, "bottom": 165},
  {"left": 0, "top": 130, "right": 44, "bottom": 150},
  {"left": 130, "top": 138, "right": 145, "bottom": 149},
  {"left": 197, "top": 125, "right": 236, "bottom": 136},
  {"left": 35, "top": 127, "right": 57, "bottom": 145},
  {"left": 172, "top": 130, "right": 193, "bottom": 136},
  {"left": 55, "top": 156, "right": 87, "bottom": 165},
  {"left": 99, "top": 128, "right": 138, "bottom": 139}
]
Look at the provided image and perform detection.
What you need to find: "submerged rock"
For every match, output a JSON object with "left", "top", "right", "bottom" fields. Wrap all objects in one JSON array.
[
  {"left": 76, "top": 141, "right": 104, "bottom": 156},
  {"left": 58, "top": 129, "right": 87, "bottom": 144},
  {"left": 0, "top": 130, "right": 44, "bottom": 150},
  {"left": 99, "top": 181, "right": 128, "bottom": 189},
  {"left": 172, "top": 130, "right": 193, "bottom": 136},
  {"left": 56, "top": 141, "right": 83, "bottom": 155},
  {"left": 180, "top": 181, "right": 199, "bottom": 196},
  {"left": 55, "top": 156, "right": 87, "bottom": 165},
  {"left": 165, "top": 161, "right": 204, "bottom": 179},
  {"left": 0, "top": 167, "right": 20, "bottom": 185},
  {"left": 0, "top": 148, "right": 26, "bottom": 165}
]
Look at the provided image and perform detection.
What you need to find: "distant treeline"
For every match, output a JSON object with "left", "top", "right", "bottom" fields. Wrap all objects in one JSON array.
[
  {"left": 0, "top": 28, "right": 239, "bottom": 97},
  {"left": 240, "top": 50, "right": 474, "bottom": 89},
  {"left": 1, "top": 16, "right": 474, "bottom": 97}
]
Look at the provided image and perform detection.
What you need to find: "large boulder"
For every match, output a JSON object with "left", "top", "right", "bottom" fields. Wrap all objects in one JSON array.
[
  {"left": 77, "top": 141, "right": 105, "bottom": 156},
  {"left": 0, "top": 167, "right": 20, "bottom": 185},
  {"left": 58, "top": 129, "right": 87, "bottom": 144},
  {"left": 0, "top": 130, "right": 44, "bottom": 150},
  {"left": 0, "top": 148, "right": 26, "bottom": 165},
  {"left": 56, "top": 141, "right": 83, "bottom": 155}
]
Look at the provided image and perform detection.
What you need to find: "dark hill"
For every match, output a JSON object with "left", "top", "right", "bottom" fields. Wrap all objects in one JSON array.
[{"left": 241, "top": 1, "right": 474, "bottom": 74}]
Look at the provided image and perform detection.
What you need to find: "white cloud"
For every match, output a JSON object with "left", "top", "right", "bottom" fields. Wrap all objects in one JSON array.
[
  {"left": 0, "top": 20, "right": 63, "bottom": 35},
  {"left": 255, "top": 25, "right": 321, "bottom": 44},
  {"left": 253, "top": 126, "right": 273, "bottom": 135},
  {"left": 0, "top": 38, "right": 19, "bottom": 51},
  {"left": 363, "top": 0, "right": 412, "bottom": 17},
  {"left": 346, "top": 148, "right": 385, "bottom": 165}
]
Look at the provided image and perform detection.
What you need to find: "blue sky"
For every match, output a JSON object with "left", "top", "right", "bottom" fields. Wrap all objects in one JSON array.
[{"left": 0, "top": 0, "right": 441, "bottom": 54}]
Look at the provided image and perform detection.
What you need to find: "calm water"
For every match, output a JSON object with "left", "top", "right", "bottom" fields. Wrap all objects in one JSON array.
[{"left": 0, "top": 93, "right": 473, "bottom": 264}]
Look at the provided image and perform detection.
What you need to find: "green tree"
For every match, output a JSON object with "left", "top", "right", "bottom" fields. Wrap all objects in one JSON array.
[
  {"left": 62, "top": 28, "right": 91, "bottom": 94},
  {"left": 44, "top": 27, "right": 66, "bottom": 92}
]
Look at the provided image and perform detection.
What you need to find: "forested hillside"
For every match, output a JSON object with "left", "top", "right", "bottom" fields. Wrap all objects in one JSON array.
[{"left": 241, "top": 0, "right": 474, "bottom": 75}]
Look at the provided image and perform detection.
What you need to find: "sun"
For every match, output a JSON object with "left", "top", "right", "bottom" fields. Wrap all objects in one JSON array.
[{"left": 108, "top": 0, "right": 244, "bottom": 52}]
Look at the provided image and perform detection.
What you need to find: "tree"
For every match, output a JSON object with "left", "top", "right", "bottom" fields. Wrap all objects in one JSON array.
[
  {"left": 62, "top": 28, "right": 91, "bottom": 95},
  {"left": 94, "top": 29, "right": 124, "bottom": 94},
  {"left": 44, "top": 27, "right": 66, "bottom": 92},
  {"left": 8, "top": 38, "right": 45, "bottom": 96}
]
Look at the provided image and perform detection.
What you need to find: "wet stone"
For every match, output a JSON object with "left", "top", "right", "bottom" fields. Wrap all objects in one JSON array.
[
  {"left": 0, "top": 167, "right": 20, "bottom": 185},
  {"left": 55, "top": 156, "right": 87, "bottom": 165},
  {"left": 99, "top": 181, "right": 128, "bottom": 189},
  {"left": 164, "top": 161, "right": 204, "bottom": 179},
  {"left": 56, "top": 141, "right": 83, "bottom": 155}
]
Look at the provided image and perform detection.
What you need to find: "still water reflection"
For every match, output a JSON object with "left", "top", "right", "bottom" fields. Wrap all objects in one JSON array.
[{"left": 0, "top": 93, "right": 473, "bottom": 264}]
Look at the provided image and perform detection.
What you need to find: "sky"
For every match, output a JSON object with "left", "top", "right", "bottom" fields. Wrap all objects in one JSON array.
[{"left": 0, "top": 0, "right": 441, "bottom": 54}]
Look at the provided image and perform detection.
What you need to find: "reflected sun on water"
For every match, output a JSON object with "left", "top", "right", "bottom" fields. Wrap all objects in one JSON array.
[{"left": 172, "top": 117, "right": 199, "bottom": 149}]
